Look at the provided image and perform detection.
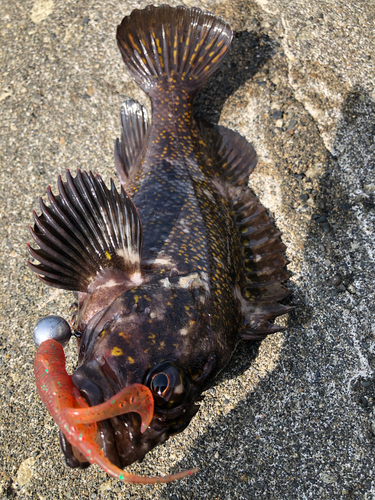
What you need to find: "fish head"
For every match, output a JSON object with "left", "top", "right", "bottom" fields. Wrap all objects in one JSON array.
[{"left": 66, "top": 280, "right": 215, "bottom": 468}]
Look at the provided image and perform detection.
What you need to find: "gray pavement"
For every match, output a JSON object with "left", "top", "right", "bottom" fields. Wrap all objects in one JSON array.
[{"left": 0, "top": 0, "right": 374, "bottom": 498}]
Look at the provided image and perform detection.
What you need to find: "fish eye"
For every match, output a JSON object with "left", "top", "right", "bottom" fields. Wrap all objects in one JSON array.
[
  {"left": 146, "top": 361, "right": 189, "bottom": 408},
  {"left": 151, "top": 372, "right": 169, "bottom": 396}
]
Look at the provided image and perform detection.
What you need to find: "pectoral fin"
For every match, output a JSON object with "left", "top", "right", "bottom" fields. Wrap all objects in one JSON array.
[{"left": 27, "top": 170, "right": 143, "bottom": 292}]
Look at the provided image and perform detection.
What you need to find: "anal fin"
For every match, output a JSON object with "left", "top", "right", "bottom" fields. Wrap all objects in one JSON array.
[
  {"left": 27, "top": 170, "right": 143, "bottom": 292},
  {"left": 238, "top": 297, "right": 294, "bottom": 341},
  {"left": 237, "top": 188, "right": 292, "bottom": 337}
]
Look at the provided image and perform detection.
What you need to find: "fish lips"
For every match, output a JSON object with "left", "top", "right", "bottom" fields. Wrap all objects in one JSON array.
[{"left": 60, "top": 359, "right": 198, "bottom": 469}]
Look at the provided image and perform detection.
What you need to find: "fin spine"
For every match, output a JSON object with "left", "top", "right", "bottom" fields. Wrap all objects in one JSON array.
[{"left": 114, "top": 99, "right": 149, "bottom": 186}]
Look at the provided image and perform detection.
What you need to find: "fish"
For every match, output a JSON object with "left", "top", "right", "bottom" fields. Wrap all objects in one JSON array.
[{"left": 27, "top": 4, "right": 292, "bottom": 485}]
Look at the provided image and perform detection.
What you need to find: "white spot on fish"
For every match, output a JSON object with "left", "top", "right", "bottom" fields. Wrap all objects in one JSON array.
[
  {"left": 143, "top": 256, "right": 175, "bottom": 267},
  {"left": 131, "top": 272, "right": 143, "bottom": 286},
  {"left": 177, "top": 273, "right": 200, "bottom": 288},
  {"left": 95, "top": 279, "right": 119, "bottom": 289},
  {"left": 203, "top": 188, "right": 216, "bottom": 203}
]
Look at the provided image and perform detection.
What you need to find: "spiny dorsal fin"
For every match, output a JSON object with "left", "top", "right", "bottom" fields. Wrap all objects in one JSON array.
[
  {"left": 196, "top": 120, "right": 257, "bottom": 187},
  {"left": 198, "top": 121, "right": 291, "bottom": 340},
  {"left": 116, "top": 5, "right": 232, "bottom": 94},
  {"left": 27, "top": 170, "right": 143, "bottom": 292},
  {"left": 114, "top": 98, "right": 150, "bottom": 186}
]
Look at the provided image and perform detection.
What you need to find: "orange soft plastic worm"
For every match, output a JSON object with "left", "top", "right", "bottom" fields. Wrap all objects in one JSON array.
[{"left": 34, "top": 339, "right": 197, "bottom": 484}]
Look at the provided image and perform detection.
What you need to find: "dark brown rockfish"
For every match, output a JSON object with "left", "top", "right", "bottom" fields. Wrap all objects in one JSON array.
[{"left": 27, "top": 5, "right": 291, "bottom": 481}]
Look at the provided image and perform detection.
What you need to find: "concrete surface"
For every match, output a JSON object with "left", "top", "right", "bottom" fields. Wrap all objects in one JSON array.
[{"left": 0, "top": 0, "right": 374, "bottom": 498}]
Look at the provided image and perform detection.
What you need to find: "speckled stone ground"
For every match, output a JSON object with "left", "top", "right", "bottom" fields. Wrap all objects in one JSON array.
[{"left": 1, "top": 0, "right": 374, "bottom": 499}]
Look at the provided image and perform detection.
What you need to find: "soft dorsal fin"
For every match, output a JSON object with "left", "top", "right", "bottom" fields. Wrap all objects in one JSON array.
[
  {"left": 27, "top": 170, "right": 143, "bottom": 292},
  {"left": 116, "top": 5, "right": 232, "bottom": 95},
  {"left": 196, "top": 120, "right": 257, "bottom": 186},
  {"left": 114, "top": 98, "right": 150, "bottom": 186}
]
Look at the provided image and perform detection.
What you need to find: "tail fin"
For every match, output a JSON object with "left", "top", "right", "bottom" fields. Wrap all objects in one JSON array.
[{"left": 116, "top": 5, "right": 232, "bottom": 94}]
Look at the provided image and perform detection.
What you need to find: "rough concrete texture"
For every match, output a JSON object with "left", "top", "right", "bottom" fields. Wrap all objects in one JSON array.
[{"left": 0, "top": 0, "right": 374, "bottom": 498}]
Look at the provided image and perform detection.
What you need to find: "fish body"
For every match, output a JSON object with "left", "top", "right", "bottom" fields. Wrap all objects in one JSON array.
[{"left": 28, "top": 5, "right": 291, "bottom": 477}]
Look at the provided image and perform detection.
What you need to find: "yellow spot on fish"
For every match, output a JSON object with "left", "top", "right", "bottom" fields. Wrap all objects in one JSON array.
[
  {"left": 105, "top": 251, "right": 111, "bottom": 260},
  {"left": 128, "top": 356, "right": 135, "bottom": 364},
  {"left": 212, "top": 46, "right": 228, "bottom": 64},
  {"left": 128, "top": 34, "right": 141, "bottom": 54},
  {"left": 111, "top": 347, "right": 123, "bottom": 356},
  {"left": 119, "top": 332, "right": 131, "bottom": 340}
]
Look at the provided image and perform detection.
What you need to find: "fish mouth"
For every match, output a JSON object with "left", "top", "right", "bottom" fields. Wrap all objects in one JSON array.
[{"left": 60, "top": 359, "right": 171, "bottom": 469}]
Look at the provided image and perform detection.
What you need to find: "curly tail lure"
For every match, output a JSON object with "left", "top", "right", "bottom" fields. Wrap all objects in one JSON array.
[{"left": 34, "top": 339, "right": 197, "bottom": 484}]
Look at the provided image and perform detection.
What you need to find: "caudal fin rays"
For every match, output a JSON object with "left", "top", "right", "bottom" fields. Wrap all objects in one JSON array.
[{"left": 116, "top": 5, "right": 233, "bottom": 94}]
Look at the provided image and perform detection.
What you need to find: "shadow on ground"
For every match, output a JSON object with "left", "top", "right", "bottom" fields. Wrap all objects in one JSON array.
[{"left": 194, "top": 29, "right": 274, "bottom": 124}]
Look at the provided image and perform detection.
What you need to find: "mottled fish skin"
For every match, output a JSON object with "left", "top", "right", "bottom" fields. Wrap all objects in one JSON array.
[{"left": 27, "top": 5, "right": 291, "bottom": 474}]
